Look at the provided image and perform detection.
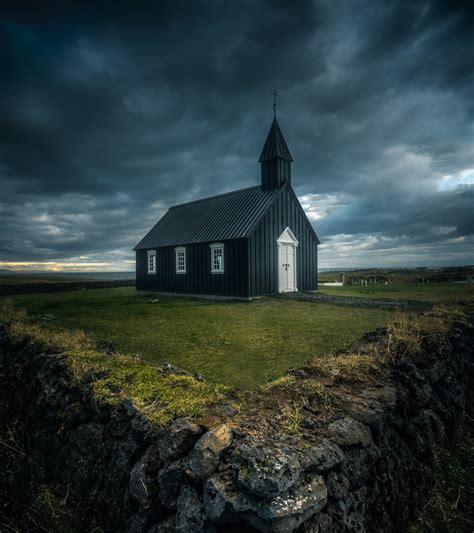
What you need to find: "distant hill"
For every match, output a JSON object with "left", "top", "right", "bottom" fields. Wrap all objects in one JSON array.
[{"left": 0, "top": 269, "right": 12, "bottom": 273}]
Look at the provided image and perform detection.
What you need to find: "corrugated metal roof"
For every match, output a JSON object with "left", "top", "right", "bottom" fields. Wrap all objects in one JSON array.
[
  {"left": 258, "top": 118, "right": 293, "bottom": 162},
  {"left": 134, "top": 185, "right": 281, "bottom": 249}
]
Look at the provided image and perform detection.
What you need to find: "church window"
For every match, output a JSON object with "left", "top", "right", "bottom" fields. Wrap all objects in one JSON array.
[
  {"left": 210, "top": 243, "right": 224, "bottom": 273},
  {"left": 147, "top": 250, "right": 156, "bottom": 274},
  {"left": 175, "top": 247, "right": 186, "bottom": 273}
]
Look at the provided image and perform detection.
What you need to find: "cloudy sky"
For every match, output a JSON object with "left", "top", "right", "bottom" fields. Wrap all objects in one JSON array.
[{"left": 1, "top": 0, "right": 473, "bottom": 271}]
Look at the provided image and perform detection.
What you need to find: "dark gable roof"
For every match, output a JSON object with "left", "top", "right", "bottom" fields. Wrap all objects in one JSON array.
[
  {"left": 259, "top": 118, "right": 293, "bottom": 163},
  {"left": 134, "top": 185, "right": 281, "bottom": 249}
]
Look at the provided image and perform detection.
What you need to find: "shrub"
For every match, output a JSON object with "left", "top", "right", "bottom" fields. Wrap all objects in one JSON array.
[
  {"left": 386, "top": 305, "right": 469, "bottom": 365},
  {"left": 386, "top": 311, "right": 424, "bottom": 363}
]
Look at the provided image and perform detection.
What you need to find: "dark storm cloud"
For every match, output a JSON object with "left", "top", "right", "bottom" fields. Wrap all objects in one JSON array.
[{"left": 0, "top": 0, "right": 473, "bottom": 269}]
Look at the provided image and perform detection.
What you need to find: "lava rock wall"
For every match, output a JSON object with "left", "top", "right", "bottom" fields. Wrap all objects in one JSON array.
[{"left": 0, "top": 316, "right": 473, "bottom": 532}]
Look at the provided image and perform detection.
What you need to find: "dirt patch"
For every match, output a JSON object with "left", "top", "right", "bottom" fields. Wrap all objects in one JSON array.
[{"left": 276, "top": 290, "right": 432, "bottom": 311}]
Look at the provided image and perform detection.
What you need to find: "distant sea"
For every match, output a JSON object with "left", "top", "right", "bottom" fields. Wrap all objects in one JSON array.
[{"left": 0, "top": 271, "right": 135, "bottom": 280}]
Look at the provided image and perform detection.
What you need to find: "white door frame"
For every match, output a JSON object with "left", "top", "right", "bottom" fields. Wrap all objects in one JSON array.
[{"left": 277, "top": 227, "right": 299, "bottom": 293}]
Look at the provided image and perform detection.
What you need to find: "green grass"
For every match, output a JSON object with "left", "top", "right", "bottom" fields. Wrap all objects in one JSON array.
[
  {"left": 4, "top": 288, "right": 393, "bottom": 389},
  {"left": 318, "top": 282, "right": 474, "bottom": 302}
]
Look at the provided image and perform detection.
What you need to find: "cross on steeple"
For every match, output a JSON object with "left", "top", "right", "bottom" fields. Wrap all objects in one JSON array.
[{"left": 270, "top": 89, "right": 279, "bottom": 117}]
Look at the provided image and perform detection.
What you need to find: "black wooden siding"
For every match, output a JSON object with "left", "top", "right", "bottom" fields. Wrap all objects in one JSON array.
[
  {"left": 136, "top": 239, "right": 248, "bottom": 297},
  {"left": 247, "top": 187, "right": 318, "bottom": 297},
  {"left": 261, "top": 158, "right": 291, "bottom": 190}
]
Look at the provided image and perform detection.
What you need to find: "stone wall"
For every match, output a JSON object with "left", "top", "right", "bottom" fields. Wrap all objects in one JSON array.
[
  {"left": 0, "top": 279, "right": 135, "bottom": 296},
  {"left": 0, "top": 312, "right": 473, "bottom": 532}
]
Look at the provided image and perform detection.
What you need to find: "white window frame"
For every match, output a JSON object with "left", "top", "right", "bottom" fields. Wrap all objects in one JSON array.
[
  {"left": 147, "top": 250, "right": 157, "bottom": 274},
  {"left": 175, "top": 246, "right": 187, "bottom": 274},
  {"left": 210, "top": 242, "right": 224, "bottom": 274}
]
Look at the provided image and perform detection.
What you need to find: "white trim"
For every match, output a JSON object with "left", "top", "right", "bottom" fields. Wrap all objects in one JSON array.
[
  {"left": 147, "top": 250, "right": 157, "bottom": 274},
  {"left": 175, "top": 246, "right": 187, "bottom": 274},
  {"left": 210, "top": 242, "right": 224, "bottom": 274},
  {"left": 276, "top": 226, "right": 299, "bottom": 245}
]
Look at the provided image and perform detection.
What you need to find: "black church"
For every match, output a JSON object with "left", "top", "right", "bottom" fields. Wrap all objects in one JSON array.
[{"left": 134, "top": 117, "right": 320, "bottom": 298}]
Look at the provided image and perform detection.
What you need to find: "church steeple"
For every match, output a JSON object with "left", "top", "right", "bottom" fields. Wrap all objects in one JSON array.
[{"left": 259, "top": 117, "right": 293, "bottom": 191}]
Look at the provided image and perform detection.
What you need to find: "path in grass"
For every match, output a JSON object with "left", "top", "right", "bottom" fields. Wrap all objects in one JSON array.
[
  {"left": 277, "top": 292, "right": 431, "bottom": 311},
  {"left": 6, "top": 288, "right": 394, "bottom": 389},
  {"left": 318, "top": 282, "right": 474, "bottom": 303}
]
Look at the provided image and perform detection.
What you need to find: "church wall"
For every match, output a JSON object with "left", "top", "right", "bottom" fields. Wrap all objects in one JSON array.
[
  {"left": 247, "top": 185, "right": 318, "bottom": 296},
  {"left": 135, "top": 238, "right": 248, "bottom": 297}
]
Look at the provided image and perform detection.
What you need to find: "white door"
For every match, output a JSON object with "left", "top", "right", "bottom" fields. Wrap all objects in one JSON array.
[
  {"left": 277, "top": 227, "right": 299, "bottom": 293},
  {"left": 278, "top": 243, "right": 296, "bottom": 292}
]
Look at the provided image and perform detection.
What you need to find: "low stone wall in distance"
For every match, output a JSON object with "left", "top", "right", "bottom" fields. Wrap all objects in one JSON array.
[{"left": 0, "top": 279, "right": 135, "bottom": 296}]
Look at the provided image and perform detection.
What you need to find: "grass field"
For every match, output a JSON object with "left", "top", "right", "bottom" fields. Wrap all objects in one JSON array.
[
  {"left": 5, "top": 287, "right": 393, "bottom": 389},
  {"left": 318, "top": 281, "right": 474, "bottom": 302}
]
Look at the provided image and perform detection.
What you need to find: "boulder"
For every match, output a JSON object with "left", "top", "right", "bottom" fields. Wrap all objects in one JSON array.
[
  {"left": 342, "top": 446, "right": 381, "bottom": 490},
  {"left": 175, "top": 485, "right": 204, "bottom": 533},
  {"left": 300, "top": 439, "right": 345, "bottom": 472},
  {"left": 157, "top": 418, "right": 203, "bottom": 462},
  {"left": 327, "top": 417, "right": 372, "bottom": 447},
  {"left": 204, "top": 474, "right": 254, "bottom": 524},
  {"left": 396, "top": 361, "right": 433, "bottom": 406},
  {"left": 102, "top": 437, "right": 143, "bottom": 505},
  {"left": 129, "top": 448, "right": 152, "bottom": 505},
  {"left": 189, "top": 425, "right": 233, "bottom": 479},
  {"left": 255, "top": 473, "right": 328, "bottom": 532},
  {"left": 128, "top": 444, "right": 161, "bottom": 507},
  {"left": 204, "top": 472, "right": 327, "bottom": 532},
  {"left": 335, "top": 394, "right": 385, "bottom": 431},
  {"left": 232, "top": 439, "right": 302, "bottom": 498},
  {"left": 157, "top": 460, "right": 186, "bottom": 509}
]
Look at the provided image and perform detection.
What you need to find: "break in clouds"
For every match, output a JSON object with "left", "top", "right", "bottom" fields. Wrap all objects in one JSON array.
[{"left": 0, "top": 0, "right": 473, "bottom": 270}]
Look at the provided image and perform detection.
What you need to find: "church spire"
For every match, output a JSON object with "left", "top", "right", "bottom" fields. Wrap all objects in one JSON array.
[{"left": 259, "top": 117, "right": 293, "bottom": 191}]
